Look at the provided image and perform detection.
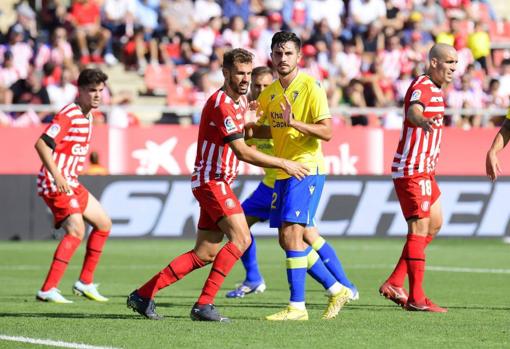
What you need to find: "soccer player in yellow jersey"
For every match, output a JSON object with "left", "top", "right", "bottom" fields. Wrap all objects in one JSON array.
[
  {"left": 227, "top": 66, "right": 359, "bottom": 302},
  {"left": 246, "top": 31, "right": 351, "bottom": 320}
]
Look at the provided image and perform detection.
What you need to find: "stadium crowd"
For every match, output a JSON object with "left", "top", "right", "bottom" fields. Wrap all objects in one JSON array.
[{"left": 0, "top": 0, "right": 509, "bottom": 128}]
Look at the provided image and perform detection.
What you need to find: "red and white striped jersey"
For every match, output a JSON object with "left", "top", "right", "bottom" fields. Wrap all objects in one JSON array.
[
  {"left": 392, "top": 75, "right": 445, "bottom": 178},
  {"left": 191, "top": 89, "right": 247, "bottom": 188},
  {"left": 37, "top": 103, "right": 93, "bottom": 195}
]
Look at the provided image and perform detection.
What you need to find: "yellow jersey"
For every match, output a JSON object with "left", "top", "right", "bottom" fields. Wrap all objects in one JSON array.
[
  {"left": 257, "top": 72, "right": 331, "bottom": 179},
  {"left": 246, "top": 137, "right": 277, "bottom": 188},
  {"left": 468, "top": 31, "right": 491, "bottom": 60}
]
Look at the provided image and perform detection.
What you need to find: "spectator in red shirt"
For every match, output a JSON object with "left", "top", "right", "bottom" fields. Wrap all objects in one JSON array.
[{"left": 69, "top": 0, "right": 112, "bottom": 65}]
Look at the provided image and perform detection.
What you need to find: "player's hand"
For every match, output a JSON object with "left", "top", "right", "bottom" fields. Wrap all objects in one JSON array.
[
  {"left": 419, "top": 115, "right": 440, "bottom": 133},
  {"left": 280, "top": 95, "right": 294, "bottom": 127},
  {"left": 54, "top": 173, "right": 72, "bottom": 194},
  {"left": 249, "top": 100, "right": 260, "bottom": 111},
  {"left": 281, "top": 159, "right": 309, "bottom": 180},
  {"left": 486, "top": 150, "right": 501, "bottom": 182}
]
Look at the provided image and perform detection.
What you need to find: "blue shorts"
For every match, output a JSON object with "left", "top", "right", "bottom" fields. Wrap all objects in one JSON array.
[
  {"left": 269, "top": 175, "right": 325, "bottom": 228},
  {"left": 241, "top": 182, "right": 273, "bottom": 221}
]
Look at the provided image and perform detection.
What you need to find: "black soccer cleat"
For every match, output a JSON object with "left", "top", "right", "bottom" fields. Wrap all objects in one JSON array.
[
  {"left": 127, "top": 290, "right": 163, "bottom": 320},
  {"left": 190, "top": 303, "right": 230, "bottom": 322}
]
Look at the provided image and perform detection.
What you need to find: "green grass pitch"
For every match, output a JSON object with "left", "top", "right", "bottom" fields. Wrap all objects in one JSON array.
[{"left": 0, "top": 238, "right": 509, "bottom": 348}]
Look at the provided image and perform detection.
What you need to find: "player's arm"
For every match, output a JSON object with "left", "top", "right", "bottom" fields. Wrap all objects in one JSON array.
[
  {"left": 35, "top": 136, "right": 71, "bottom": 193},
  {"left": 245, "top": 122, "right": 271, "bottom": 139},
  {"left": 486, "top": 118, "right": 510, "bottom": 182},
  {"left": 228, "top": 136, "right": 309, "bottom": 180},
  {"left": 281, "top": 90, "right": 333, "bottom": 141},
  {"left": 406, "top": 103, "right": 437, "bottom": 133},
  {"left": 284, "top": 112, "right": 332, "bottom": 141}
]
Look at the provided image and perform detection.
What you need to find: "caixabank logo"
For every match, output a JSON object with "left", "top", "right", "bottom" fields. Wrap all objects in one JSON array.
[{"left": 93, "top": 176, "right": 510, "bottom": 238}]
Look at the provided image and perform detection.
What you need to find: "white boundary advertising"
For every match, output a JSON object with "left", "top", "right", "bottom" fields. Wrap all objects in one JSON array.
[{"left": 1, "top": 175, "right": 509, "bottom": 239}]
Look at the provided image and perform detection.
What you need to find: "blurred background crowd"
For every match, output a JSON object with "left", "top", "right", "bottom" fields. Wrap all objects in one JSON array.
[{"left": 0, "top": 0, "right": 509, "bottom": 129}]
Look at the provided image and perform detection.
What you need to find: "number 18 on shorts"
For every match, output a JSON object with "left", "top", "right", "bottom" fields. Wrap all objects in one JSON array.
[{"left": 393, "top": 174, "right": 441, "bottom": 220}]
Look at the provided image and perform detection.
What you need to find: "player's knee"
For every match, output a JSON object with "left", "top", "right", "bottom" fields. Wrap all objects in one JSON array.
[
  {"left": 68, "top": 227, "right": 85, "bottom": 240},
  {"left": 233, "top": 233, "right": 251, "bottom": 253},
  {"left": 429, "top": 223, "right": 442, "bottom": 236},
  {"left": 197, "top": 251, "right": 216, "bottom": 264},
  {"left": 92, "top": 216, "right": 112, "bottom": 232},
  {"left": 64, "top": 220, "right": 86, "bottom": 239},
  {"left": 100, "top": 216, "right": 112, "bottom": 231}
]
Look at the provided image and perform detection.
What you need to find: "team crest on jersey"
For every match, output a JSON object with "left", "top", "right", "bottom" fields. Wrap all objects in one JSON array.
[
  {"left": 225, "top": 198, "right": 236, "bottom": 209},
  {"left": 292, "top": 91, "right": 299, "bottom": 101},
  {"left": 224, "top": 116, "right": 238, "bottom": 134},
  {"left": 309, "top": 185, "right": 315, "bottom": 195},
  {"left": 295, "top": 210, "right": 301, "bottom": 217},
  {"left": 46, "top": 124, "right": 61, "bottom": 138},
  {"left": 410, "top": 90, "right": 422, "bottom": 101},
  {"left": 270, "top": 94, "right": 275, "bottom": 101},
  {"left": 421, "top": 200, "right": 430, "bottom": 212}
]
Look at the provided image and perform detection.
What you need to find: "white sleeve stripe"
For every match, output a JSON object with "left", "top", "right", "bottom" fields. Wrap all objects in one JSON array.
[
  {"left": 71, "top": 119, "right": 90, "bottom": 125},
  {"left": 214, "top": 91, "right": 223, "bottom": 108},
  {"left": 63, "top": 136, "right": 87, "bottom": 142}
]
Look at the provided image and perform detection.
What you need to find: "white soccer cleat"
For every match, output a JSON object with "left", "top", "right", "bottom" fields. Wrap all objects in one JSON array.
[
  {"left": 73, "top": 280, "right": 109, "bottom": 302},
  {"left": 36, "top": 288, "right": 73, "bottom": 303}
]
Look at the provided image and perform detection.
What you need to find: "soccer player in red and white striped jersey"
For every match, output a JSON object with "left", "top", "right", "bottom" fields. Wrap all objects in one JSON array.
[
  {"left": 35, "top": 68, "right": 112, "bottom": 304},
  {"left": 127, "top": 48, "right": 309, "bottom": 322},
  {"left": 380, "top": 44, "right": 458, "bottom": 313}
]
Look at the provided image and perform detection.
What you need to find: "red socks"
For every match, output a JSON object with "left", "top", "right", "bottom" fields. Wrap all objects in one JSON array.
[
  {"left": 387, "top": 234, "right": 434, "bottom": 287},
  {"left": 138, "top": 242, "right": 242, "bottom": 303},
  {"left": 41, "top": 234, "right": 81, "bottom": 291},
  {"left": 387, "top": 243, "right": 408, "bottom": 287},
  {"left": 405, "top": 234, "right": 427, "bottom": 302},
  {"left": 79, "top": 229, "right": 110, "bottom": 284},
  {"left": 197, "top": 242, "right": 242, "bottom": 305},
  {"left": 137, "top": 250, "right": 205, "bottom": 299}
]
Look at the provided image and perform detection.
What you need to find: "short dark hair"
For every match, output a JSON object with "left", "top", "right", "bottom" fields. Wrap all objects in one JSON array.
[
  {"left": 271, "top": 31, "right": 301, "bottom": 51},
  {"left": 77, "top": 68, "right": 108, "bottom": 87},
  {"left": 252, "top": 66, "right": 273, "bottom": 79},
  {"left": 222, "top": 48, "right": 253, "bottom": 70}
]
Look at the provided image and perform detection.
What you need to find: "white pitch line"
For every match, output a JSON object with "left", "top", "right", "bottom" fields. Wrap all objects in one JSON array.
[
  {"left": 1, "top": 264, "right": 509, "bottom": 274},
  {"left": 0, "top": 334, "right": 121, "bottom": 349},
  {"left": 427, "top": 266, "right": 510, "bottom": 274},
  {"left": 346, "top": 264, "right": 510, "bottom": 274}
]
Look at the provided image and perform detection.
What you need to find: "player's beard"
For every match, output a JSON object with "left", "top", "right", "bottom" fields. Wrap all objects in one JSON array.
[
  {"left": 277, "top": 63, "right": 296, "bottom": 77},
  {"left": 230, "top": 79, "right": 249, "bottom": 95}
]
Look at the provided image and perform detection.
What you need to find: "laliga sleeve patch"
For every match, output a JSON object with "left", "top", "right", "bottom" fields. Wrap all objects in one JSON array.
[
  {"left": 410, "top": 90, "right": 422, "bottom": 102},
  {"left": 224, "top": 116, "right": 238, "bottom": 134},
  {"left": 46, "top": 124, "right": 61, "bottom": 138}
]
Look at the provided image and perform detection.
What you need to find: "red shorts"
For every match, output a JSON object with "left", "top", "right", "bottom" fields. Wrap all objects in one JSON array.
[
  {"left": 192, "top": 180, "right": 243, "bottom": 231},
  {"left": 41, "top": 184, "right": 89, "bottom": 228},
  {"left": 393, "top": 174, "right": 441, "bottom": 220}
]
